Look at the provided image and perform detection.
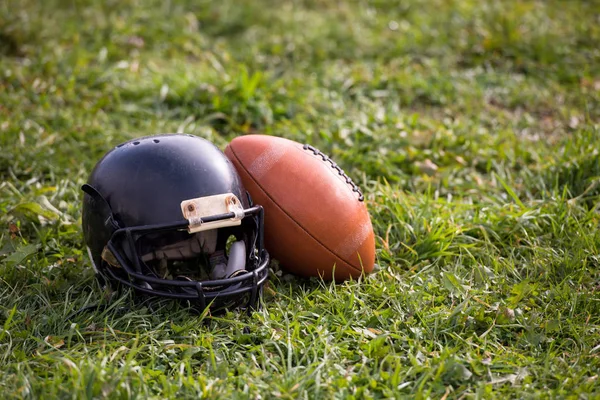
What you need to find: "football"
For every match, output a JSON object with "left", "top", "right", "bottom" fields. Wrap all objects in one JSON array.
[{"left": 224, "top": 135, "right": 375, "bottom": 281}]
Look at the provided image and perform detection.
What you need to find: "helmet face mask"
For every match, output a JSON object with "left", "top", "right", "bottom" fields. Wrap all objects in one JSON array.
[{"left": 82, "top": 134, "right": 269, "bottom": 313}]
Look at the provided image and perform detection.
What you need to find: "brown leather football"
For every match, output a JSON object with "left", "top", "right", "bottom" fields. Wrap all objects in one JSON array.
[{"left": 225, "top": 135, "right": 375, "bottom": 281}]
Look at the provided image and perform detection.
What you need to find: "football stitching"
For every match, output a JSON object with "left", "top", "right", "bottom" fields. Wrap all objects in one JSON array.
[
  {"left": 302, "top": 144, "right": 364, "bottom": 202},
  {"left": 227, "top": 145, "right": 365, "bottom": 275}
]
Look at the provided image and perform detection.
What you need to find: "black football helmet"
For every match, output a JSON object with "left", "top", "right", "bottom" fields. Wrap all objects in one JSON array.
[{"left": 81, "top": 134, "right": 269, "bottom": 313}]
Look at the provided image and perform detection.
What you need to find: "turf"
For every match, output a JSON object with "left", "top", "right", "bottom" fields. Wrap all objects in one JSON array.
[{"left": 1, "top": 0, "right": 600, "bottom": 398}]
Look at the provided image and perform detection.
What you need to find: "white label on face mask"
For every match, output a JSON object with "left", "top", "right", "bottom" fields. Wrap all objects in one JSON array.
[{"left": 181, "top": 193, "right": 244, "bottom": 233}]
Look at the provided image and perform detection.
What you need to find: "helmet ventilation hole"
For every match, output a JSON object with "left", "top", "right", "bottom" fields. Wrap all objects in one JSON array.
[
  {"left": 153, "top": 139, "right": 160, "bottom": 143},
  {"left": 133, "top": 141, "right": 140, "bottom": 145}
]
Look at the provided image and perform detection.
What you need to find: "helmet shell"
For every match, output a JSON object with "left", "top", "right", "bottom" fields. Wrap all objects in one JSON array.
[{"left": 82, "top": 134, "right": 268, "bottom": 302}]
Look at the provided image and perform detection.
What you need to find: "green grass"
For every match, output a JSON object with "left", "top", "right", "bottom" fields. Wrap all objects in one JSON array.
[{"left": 1, "top": 0, "right": 600, "bottom": 398}]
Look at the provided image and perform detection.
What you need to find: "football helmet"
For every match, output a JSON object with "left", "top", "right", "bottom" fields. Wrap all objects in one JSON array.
[{"left": 81, "top": 134, "right": 269, "bottom": 312}]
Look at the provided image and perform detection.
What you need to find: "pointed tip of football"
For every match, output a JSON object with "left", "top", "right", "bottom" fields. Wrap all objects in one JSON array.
[{"left": 225, "top": 135, "right": 375, "bottom": 281}]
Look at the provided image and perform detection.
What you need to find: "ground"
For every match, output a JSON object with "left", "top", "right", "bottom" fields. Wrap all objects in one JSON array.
[{"left": 1, "top": 0, "right": 600, "bottom": 398}]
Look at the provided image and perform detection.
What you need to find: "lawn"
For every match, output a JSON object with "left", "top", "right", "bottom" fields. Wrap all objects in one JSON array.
[{"left": 1, "top": 0, "right": 600, "bottom": 398}]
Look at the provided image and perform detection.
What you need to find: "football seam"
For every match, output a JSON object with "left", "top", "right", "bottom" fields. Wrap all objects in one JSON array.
[
  {"left": 302, "top": 144, "right": 364, "bottom": 202},
  {"left": 227, "top": 145, "right": 364, "bottom": 274}
]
